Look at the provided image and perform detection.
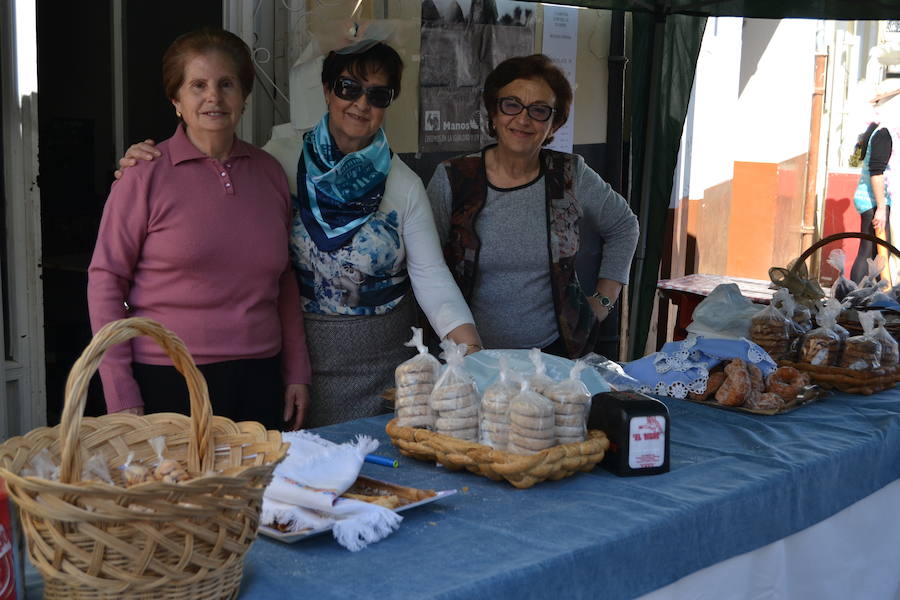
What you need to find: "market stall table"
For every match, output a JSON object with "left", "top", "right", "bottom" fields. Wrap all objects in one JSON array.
[
  {"left": 21, "top": 388, "right": 900, "bottom": 599},
  {"left": 657, "top": 274, "right": 777, "bottom": 340}
]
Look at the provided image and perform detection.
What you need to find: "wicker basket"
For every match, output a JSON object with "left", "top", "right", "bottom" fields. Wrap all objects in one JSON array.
[
  {"left": 778, "top": 359, "right": 900, "bottom": 395},
  {"left": 0, "top": 317, "right": 288, "bottom": 599},
  {"left": 386, "top": 418, "right": 609, "bottom": 489}
]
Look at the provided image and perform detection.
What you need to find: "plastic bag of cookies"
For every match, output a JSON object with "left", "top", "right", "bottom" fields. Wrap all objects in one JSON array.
[
  {"left": 394, "top": 327, "right": 439, "bottom": 429},
  {"left": 771, "top": 288, "right": 812, "bottom": 334},
  {"left": 872, "top": 312, "right": 899, "bottom": 367},
  {"left": 526, "top": 348, "right": 555, "bottom": 396},
  {"left": 826, "top": 248, "right": 858, "bottom": 303},
  {"left": 479, "top": 355, "right": 519, "bottom": 450},
  {"left": 798, "top": 300, "right": 843, "bottom": 366},
  {"left": 430, "top": 340, "right": 479, "bottom": 442},
  {"left": 839, "top": 311, "right": 882, "bottom": 370},
  {"left": 544, "top": 360, "right": 591, "bottom": 444},
  {"left": 749, "top": 297, "right": 795, "bottom": 361},
  {"left": 507, "top": 381, "right": 556, "bottom": 455}
]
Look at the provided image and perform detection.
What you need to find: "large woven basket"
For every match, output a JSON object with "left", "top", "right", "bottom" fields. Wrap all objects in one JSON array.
[
  {"left": 0, "top": 317, "right": 288, "bottom": 599},
  {"left": 386, "top": 418, "right": 608, "bottom": 489}
]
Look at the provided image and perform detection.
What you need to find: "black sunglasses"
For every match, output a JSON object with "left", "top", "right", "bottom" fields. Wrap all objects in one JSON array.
[
  {"left": 332, "top": 76, "right": 395, "bottom": 109},
  {"left": 497, "top": 97, "right": 555, "bottom": 122}
]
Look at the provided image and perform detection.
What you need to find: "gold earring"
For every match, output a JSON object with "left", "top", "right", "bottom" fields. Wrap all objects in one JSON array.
[{"left": 176, "top": 110, "right": 182, "bottom": 118}]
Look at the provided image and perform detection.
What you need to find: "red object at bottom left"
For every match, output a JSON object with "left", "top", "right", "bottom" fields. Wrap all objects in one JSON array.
[{"left": 0, "top": 479, "right": 17, "bottom": 600}]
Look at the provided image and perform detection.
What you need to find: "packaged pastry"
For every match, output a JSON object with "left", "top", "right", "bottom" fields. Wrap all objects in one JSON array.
[
  {"left": 430, "top": 340, "right": 479, "bottom": 442},
  {"left": 749, "top": 300, "right": 794, "bottom": 361},
  {"left": 507, "top": 381, "right": 555, "bottom": 455},
  {"left": 798, "top": 301, "right": 843, "bottom": 366},
  {"left": 839, "top": 311, "right": 882, "bottom": 371},
  {"left": 149, "top": 435, "right": 188, "bottom": 484},
  {"left": 394, "top": 327, "right": 439, "bottom": 429},
  {"left": 544, "top": 360, "right": 591, "bottom": 444},
  {"left": 120, "top": 452, "right": 150, "bottom": 487},
  {"left": 826, "top": 248, "right": 857, "bottom": 303},
  {"left": 479, "top": 356, "right": 519, "bottom": 450},
  {"left": 872, "top": 312, "right": 899, "bottom": 367},
  {"left": 771, "top": 288, "right": 812, "bottom": 334},
  {"left": 526, "top": 348, "right": 555, "bottom": 396}
]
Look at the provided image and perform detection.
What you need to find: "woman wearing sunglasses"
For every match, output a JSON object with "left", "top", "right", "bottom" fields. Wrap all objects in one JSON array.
[
  {"left": 118, "top": 40, "right": 480, "bottom": 428},
  {"left": 427, "top": 54, "right": 639, "bottom": 359}
]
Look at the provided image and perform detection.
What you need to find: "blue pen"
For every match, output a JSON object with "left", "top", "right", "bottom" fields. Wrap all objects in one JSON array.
[{"left": 365, "top": 454, "right": 399, "bottom": 468}]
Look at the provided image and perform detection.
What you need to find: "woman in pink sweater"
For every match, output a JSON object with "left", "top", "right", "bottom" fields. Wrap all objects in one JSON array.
[{"left": 88, "top": 28, "right": 311, "bottom": 430}]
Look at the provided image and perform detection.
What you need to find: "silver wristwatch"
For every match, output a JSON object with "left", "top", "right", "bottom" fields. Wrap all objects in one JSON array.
[{"left": 590, "top": 291, "right": 615, "bottom": 311}]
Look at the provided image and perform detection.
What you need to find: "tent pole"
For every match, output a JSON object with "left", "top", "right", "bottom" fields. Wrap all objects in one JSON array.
[{"left": 627, "top": 14, "right": 666, "bottom": 359}]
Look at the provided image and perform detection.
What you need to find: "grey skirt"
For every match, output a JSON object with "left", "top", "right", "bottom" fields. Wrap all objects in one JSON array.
[{"left": 303, "top": 294, "right": 417, "bottom": 428}]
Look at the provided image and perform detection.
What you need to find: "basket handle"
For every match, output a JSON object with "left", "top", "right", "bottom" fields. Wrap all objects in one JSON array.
[
  {"left": 58, "top": 317, "right": 214, "bottom": 483},
  {"left": 791, "top": 231, "right": 900, "bottom": 274}
]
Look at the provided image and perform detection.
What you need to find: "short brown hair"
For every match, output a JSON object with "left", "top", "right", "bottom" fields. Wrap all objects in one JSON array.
[
  {"left": 162, "top": 27, "right": 254, "bottom": 101},
  {"left": 482, "top": 54, "right": 572, "bottom": 146},
  {"left": 321, "top": 42, "right": 404, "bottom": 100}
]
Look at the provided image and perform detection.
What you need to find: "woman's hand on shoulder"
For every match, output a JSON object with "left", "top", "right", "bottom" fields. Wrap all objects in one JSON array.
[
  {"left": 283, "top": 383, "right": 310, "bottom": 431},
  {"left": 114, "top": 139, "right": 160, "bottom": 180}
]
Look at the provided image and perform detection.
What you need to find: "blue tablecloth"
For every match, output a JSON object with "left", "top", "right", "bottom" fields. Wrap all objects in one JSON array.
[
  {"left": 23, "top": 389, "right": 900, "bottom": 599},
  {"left": 237, "top": 390, "right": 900, "bottom": 600}
]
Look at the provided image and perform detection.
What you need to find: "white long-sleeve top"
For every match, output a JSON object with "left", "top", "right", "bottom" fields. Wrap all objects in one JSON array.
[{"left": 263, "top": 127, "right": 474, "bottom": 339}]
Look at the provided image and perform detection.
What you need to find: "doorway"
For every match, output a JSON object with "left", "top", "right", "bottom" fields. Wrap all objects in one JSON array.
[{"left": 37, "top": 0, "right": 222, "bottom": 424}]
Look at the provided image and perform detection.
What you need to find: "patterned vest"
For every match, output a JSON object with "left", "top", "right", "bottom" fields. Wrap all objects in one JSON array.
[{"left": 442, "top": 147, "right": 600, "bottom": 358}]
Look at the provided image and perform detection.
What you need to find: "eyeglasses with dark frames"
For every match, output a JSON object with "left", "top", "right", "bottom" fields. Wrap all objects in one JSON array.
[
  {"left": 332, "top": 76, "right": 395, "bottom": 109},
  {"left": 497, "top": 97, "right": 555, "bottom": 122}
]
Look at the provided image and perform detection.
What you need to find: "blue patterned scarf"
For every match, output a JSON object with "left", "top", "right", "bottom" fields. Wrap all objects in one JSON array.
[{"left": 297, "top": 114, "right": 391, "bottom": 251}]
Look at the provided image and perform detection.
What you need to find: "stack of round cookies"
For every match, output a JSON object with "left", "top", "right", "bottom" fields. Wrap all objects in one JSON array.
[
  {"left": 545, "top": 388, "right": 590, "bottom": 444},
  {"left": 431, "top": 382, "right": 479, "bottom": 441},
  {"left": 480, "top": 386, "right": 513, "bottom": 450},
  {"left": 394, "top": 359, "right": 437, "bottom": 429},
  {"left": 508, "top": 394, "right": 555, "bottom": 454}
]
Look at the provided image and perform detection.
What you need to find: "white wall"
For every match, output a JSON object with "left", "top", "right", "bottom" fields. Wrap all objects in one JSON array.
[
  {"left": 734, "top": 19, "right": 816, "bottom": 164},
  {"left": 676, "top": 17, "right": 817, "bottom": 203}
]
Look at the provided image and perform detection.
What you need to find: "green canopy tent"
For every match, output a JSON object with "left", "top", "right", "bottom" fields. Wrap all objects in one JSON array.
[{"left": 524, "top": 0, "right": 900, "bottom": 359}]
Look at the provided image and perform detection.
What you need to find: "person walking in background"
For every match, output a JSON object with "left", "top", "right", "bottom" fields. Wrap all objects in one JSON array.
[
  {"left": 851, "top": 85, "right": 900, "bottom": 283},
  {"left": 89, "top": 28, "right": 311, "bottom": 430}
]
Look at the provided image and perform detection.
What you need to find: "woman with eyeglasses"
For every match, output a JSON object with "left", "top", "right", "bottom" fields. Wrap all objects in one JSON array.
[
  {"left": 118, "top": 40, "right": 480, "bottom": 428},
  {"left": 427, "top": 54, "right": 639, "bottom": 359}
]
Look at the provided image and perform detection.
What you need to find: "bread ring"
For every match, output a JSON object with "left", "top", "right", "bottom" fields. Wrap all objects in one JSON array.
[
  {"left": 551, "top": 401, "right": 586, "bottom": 415},
  {"left": 715, "top": 360, "right": 751, "bottom": 406},
  {"left": 508, "top": 432, "right": 555, "bottom": 451},
  {"left": 394, "top": 393, "right": 431, "bottom": 409},
  {"left": 555, "top": 413, "right": 585, "bottom": 427},
  {"left": 480, "top": 420, "right": 509, "bottom": 433},
  {"left": 481, "top": 410, "right": 509, "bottom": 423},
  {"left": 430, "top": 393, "right": 476, "bottom": 412},
  {"left": 554, "top": 425, "right": 585, "bottom": 438},
  {"left": 431, "top": 382, "right": 476, "bottom": 400},
  {"left": 509, "top": 411, "right": 554, "bottom": 429},
  {"left": 396, "top": 404, "right": 431, "bottom": 418},
  {"left": 510, "top": 397, "right": 554, "bottom": 417},
  {"left": 510, "top": 422, "right": 555, "bottom": 440},
  {"left": 440, "top": 404, "right": 479, "bottom": 418},
  {"left": 546, "top": 391, "right": 590, "bottom": 405},
  {"left": 482, "top": 396, "right": 512, "bottom": 413},
  {"left": 435, "top": 416, "right": 478, "bottom": 430},
  {"left": 765, "top": 366, "right": 808, "bottom": 402}
]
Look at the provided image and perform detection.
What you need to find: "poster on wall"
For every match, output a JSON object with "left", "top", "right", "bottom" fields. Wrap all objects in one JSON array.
[
  {"left": 541, "top": 5, "right": 578, "bottom": 153},
  {"left": 419, "top": 0, "right": 535, "bottom": 153}
]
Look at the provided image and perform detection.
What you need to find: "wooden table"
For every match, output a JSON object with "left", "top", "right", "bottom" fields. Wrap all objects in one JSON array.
[{"left": 657, "top": 274, "right": 777, "bottom": 340}]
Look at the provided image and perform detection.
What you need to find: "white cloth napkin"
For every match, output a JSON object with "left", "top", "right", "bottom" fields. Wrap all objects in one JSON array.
[{"left": 261, "top": 431, "right": 403, "bottom": 551}]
